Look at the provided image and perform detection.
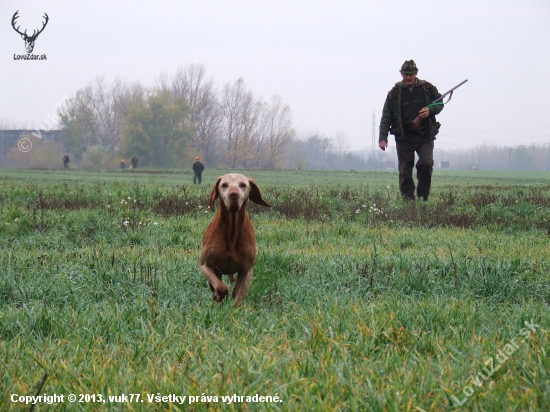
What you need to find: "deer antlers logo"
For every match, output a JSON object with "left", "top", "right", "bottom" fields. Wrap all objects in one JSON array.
[{"left": 11, "top": 11, "right": 49, "bottom": 54}]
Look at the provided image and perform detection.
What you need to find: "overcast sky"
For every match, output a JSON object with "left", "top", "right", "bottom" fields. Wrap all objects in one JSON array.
[{"left": 1, "top": 0, "right": 549, "bottom": 152}]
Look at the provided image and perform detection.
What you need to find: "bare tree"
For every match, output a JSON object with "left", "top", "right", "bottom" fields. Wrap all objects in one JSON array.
[
  {"left": 171, "top": 64, "right": 207, "bottom": 112},
  {"left": 263, "top": 95, "right": 295, "bottom": 170},
  {"left": 154, "top": 72, "right": 170, "bottom": 95},
  {"left": 58, "top": 77, "right": 146, "bottom": 158},
  {"left": 111, "top": 78, "right": 146, "bottom": 119},
  {"left": 110, "top": 78, "right": 146, "bottom": 150},
  {"left": 221, "top": 78, "right": 259, "bottom": 168},
  {"left": 193, "top": 81, "right": 222, "bottom": 165},
  {"left": 332, "top": 131, "right": 350, "bottom": 163},
  {"left": 162, "top": 64, "right": 223, "bottom": 164},
  {"left": 92, "top": 77, "right": 118, "bottom": 149},
  {"left": 237, "top": 90, "right": 261, "bottom": 168},
  {"left": 60, "top": 82, "right": 98, "bottom": 154}
]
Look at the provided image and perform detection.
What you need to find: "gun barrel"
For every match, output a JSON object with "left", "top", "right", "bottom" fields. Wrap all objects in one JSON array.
[{"left": 432, "top": 79, "right": 468, "bottom": 103}]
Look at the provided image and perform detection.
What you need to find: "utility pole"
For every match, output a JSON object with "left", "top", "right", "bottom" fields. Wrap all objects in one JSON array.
[
  {"left": 508, "top": 148, "right": 513, "bottom": 170},
  {"left": 372, "top": 110, "right": 376, "bottom": 157}
]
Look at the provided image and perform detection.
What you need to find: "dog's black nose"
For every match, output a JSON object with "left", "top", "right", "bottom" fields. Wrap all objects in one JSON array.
[{"left": 229, "top": 192, "right": 239, "bottom": 199}]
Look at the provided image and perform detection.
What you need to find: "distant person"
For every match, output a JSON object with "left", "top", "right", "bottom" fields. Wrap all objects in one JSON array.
[
  {"left": 192, "top": 157, "right": 205, "bottom": 184},
  {"left": 120, "top": 159, "right": 126, "bottom": 169},
  {"left": 63, "top": 153, "right": 70, "bottom": 169},
  {"left": 379, "top": 60, "right": 444, "bottom": 201},
  {"left": 131, "top": 155, "right": 139, "bottom": 168}
]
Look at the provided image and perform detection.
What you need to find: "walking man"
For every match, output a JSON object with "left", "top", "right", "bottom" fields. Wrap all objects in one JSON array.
[
  {"left": 192, "top": 157, "right": 205, "bottom": 184},
  {"left": 379, "top": 60, "right": 444, "bottom": 201},
  {"left": 131, "top": 155, "right": 139, "bottom": 168},
  {"left": 63, "top": 153, "right": 70, "bottom": 169}
]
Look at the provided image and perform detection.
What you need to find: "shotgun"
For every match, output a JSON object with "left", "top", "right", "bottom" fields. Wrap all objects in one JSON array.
[{"left": 411, "top": 79, "right": 468, "bottom": 131}]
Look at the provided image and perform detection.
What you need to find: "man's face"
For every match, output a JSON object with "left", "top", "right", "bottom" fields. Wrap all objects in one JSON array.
[{"left": 401, "top": 72, "right": 417, "bottom": 87}]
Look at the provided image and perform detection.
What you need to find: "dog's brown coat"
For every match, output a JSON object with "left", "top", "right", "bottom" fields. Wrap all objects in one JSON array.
[{"left": 199, "top": 173, "right": 270, "bottom": 305}]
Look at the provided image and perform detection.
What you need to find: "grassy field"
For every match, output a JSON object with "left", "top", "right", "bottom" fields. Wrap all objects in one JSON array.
[{"left": 1, "top": 168, "right": 549, "bottom": 411}]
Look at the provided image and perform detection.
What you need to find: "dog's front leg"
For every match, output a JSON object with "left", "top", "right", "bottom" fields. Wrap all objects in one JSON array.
[{"left": 200, "top": 264, "right": 229, "bottom": 302}]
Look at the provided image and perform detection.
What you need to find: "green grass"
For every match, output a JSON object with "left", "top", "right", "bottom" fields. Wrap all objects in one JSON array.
[
  {"left": 2, "top": 167, "right": 550, "bottom": 188},
  {"left": 1, "top": 169, "right": 549, "bottom": 411}
]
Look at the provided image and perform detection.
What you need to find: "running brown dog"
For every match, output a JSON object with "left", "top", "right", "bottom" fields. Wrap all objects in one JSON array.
[{"left": 199, "top": 173, "right": 270, "bottom": 306}]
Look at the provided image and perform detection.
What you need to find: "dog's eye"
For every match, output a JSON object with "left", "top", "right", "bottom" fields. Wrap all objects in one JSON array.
[
  {"left": 239, "top": 183, "right": 247, "bottom": 188},
  {"left": 221, "top": 183, "right": 229, "bottom": 188}
]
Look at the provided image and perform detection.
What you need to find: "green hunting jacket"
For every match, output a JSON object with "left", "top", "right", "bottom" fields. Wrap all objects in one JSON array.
[{"left": 379, "top": 79, "right": 444, "bottom": 142}]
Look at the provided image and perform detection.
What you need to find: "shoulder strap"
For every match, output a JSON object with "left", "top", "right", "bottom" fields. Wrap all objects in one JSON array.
[{"left": 390, "top": 87, "right": 399, "bottom": 100}]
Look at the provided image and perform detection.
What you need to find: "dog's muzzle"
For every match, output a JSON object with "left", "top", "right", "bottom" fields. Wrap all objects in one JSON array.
[{"left": 227, "top": 192, "right": 240, "bottom": 213}]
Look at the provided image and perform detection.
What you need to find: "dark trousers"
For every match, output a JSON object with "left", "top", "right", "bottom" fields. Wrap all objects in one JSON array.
[
  {"left": 396, "top": 136, "right": 434, "bottom": 200},
  {"left": 194, "top": 172, "right": 202, "bottom": 184}
]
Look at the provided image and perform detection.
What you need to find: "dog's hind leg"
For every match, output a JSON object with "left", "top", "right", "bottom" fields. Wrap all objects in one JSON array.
[{"left": 232, "top": 269, "right": 253, "bottom": 306}]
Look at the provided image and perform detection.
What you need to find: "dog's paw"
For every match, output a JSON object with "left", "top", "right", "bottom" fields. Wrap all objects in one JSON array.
[{"left": 212, "top": 285, "right": 229, "bottom": 302}]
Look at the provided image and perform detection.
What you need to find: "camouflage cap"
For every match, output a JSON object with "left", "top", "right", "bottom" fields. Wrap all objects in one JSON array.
[{"left": 400, "top": 60, "right": 418, "bottom": 74}]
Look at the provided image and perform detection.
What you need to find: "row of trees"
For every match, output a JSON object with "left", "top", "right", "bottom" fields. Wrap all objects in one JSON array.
[
  {"left": 435, "top": 143, "right": 550, "bottom": 170},
  {"left": 284, "top": 133, "right": 374, "bottom": 170},
  {"left": 156, "top": 66, "right": 295, "bottom": 169},
  {"left": 58, "top": 77, "right": 146, "bottom": 156},
  {"left": 57, "top": 65, "right": 296, "bottom": 169}
]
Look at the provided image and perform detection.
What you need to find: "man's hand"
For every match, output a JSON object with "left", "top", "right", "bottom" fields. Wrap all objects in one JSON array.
[
  {"left": 418, "top": 107, "right": 430, "bottom": 119},
  {"left": 379, "top": 141, "right": 388, "bottom": 151},
  {"left": 411, "top": 107, "right": 430, "bottom": 131}
]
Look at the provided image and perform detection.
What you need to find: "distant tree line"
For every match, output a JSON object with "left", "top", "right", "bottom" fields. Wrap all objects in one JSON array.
[
  {"left": 284, "top": 133, "right": 378, "bottom": 170},
  {"left": 56, "top": 64, "right": 297, "bottom": 169},
  {"left": 54, "top": 64, "right": 379, "bottom": 170},
  {"left": 435, "top": 143, "right": 550, "bottom": 170}
]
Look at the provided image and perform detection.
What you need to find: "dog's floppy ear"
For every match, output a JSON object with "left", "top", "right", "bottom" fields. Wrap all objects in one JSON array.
[
  {"left": 208, "top": 177, "right": 222, "bottom": 210},
  {"left": 248, "top": 179, "right": 271, "bottom": 207}
]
